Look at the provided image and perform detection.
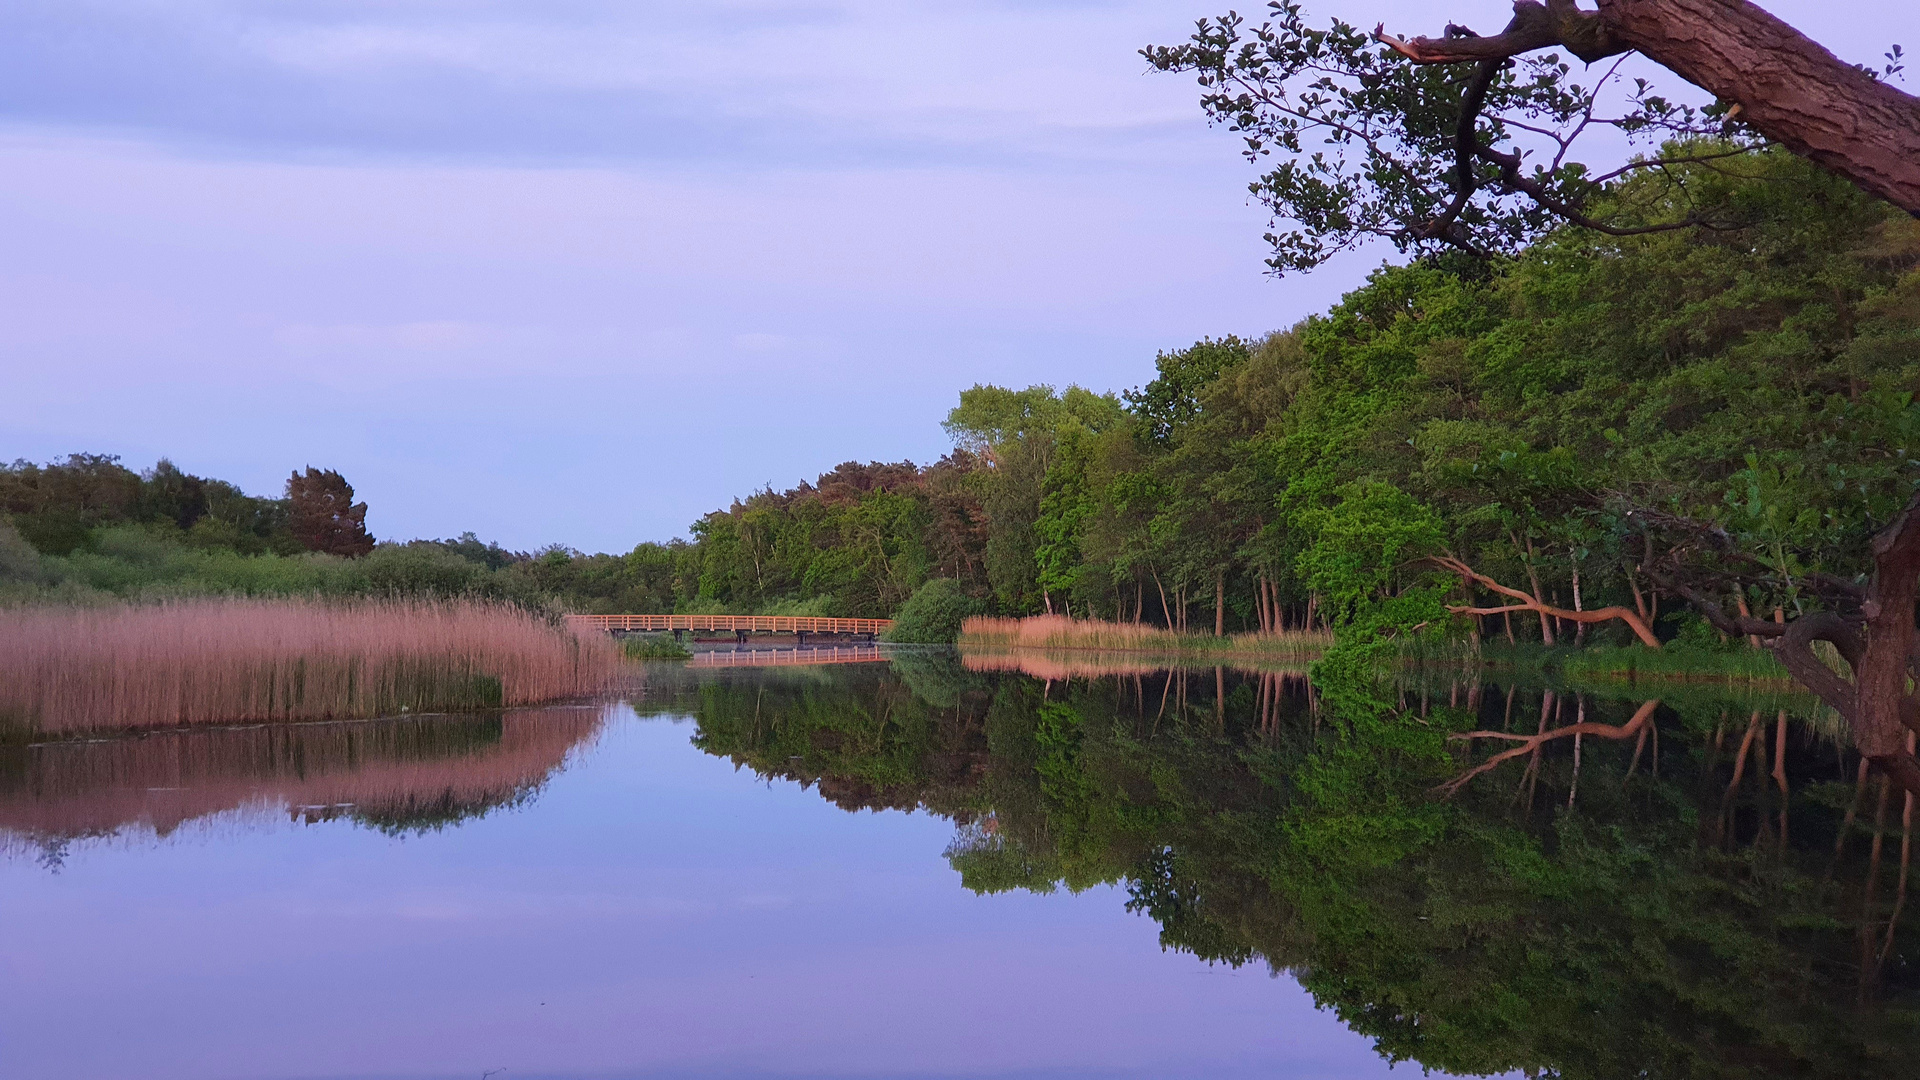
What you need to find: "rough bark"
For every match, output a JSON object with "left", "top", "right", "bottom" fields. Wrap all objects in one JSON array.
[
  {"left": 1663, "top": 490, "right": 1920, "bottom": 797},
  {"left": 1379, "top": 0, "right": 1920, "bottom": 216},
  {"left": 1602, "top": 0, "right": 1920, "bottom": 215}
]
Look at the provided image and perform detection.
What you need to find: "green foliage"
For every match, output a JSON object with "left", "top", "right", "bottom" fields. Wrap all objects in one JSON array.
[
  {"left": 882, "top": 577, "right": 985, "bottom": 644},
  {"left": 682, "top": 664, "right": 1920, "bottom": 1078},
  {"left": 918, "top": 150, "right": 1920, "bottom": 664},
  {"left": 622, "top": 634, "right": 692, "bottom": 660},
  {"left": 1124, "top": 336, "right": 1253, "bottom": 444},
  {"left": 1143, "top": 3, "right": 1757, "bottom": 273},
  {"left": 1294, "top": 480, "right": 1443, "bottom": 622},
  {"left": 943, "top": 383, "right": 1125, "bottom": 455},
  {"left": 679, "top": 459, "right": 978, "bottom": 619}
]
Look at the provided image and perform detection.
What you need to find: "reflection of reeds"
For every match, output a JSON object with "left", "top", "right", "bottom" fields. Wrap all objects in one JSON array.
[
  {"left": 0, "top": 706, "right": 607, "bottom": 845},
  {"left": 0, "top": 599, "right": 622, "bottom": 737},
  {"left": 958, "top": 615, "right": 1331, "bottom": 667},
  {"left": 960, "top": 650, "right": 1296, "bottom": 680}
]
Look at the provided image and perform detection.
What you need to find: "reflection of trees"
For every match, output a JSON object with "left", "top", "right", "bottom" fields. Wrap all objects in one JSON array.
[
  {"left": 0, "top": 707, "right": 604, "bottom": 850},
  {"left": 657, "top": 662, "right": 997, "bottom": 818},
  {"left": 686, "top": 658, "right": 1920, "bottom": 1078}
]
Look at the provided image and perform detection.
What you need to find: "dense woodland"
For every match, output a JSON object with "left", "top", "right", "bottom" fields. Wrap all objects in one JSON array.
[
  {"left": 588, "top": 148, "right": 1920, "bottom": 649},
  {"left": 6, "top": 150, "right": 1918, "bottom": 649},
  {"left": 595, "top": 150, "right": 1920, "bottom": 646}
]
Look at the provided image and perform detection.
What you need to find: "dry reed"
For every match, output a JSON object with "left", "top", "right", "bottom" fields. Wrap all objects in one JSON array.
[
  {"left": 958, "top": 615, "right": 1332, "bottom": 663},
  {"left": 0, "top": 598, "right": 623, "bottom": 737}
]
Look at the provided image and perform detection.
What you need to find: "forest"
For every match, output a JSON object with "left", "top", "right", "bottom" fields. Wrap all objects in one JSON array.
[
  {"left": 552, "top": 147, "right": 1920, "bottom": 656},
  {"left": 7, "top": 148, "right": 1918, "bottom": 656}
]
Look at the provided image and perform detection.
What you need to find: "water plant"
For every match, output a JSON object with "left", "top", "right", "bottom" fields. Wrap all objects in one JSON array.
[
  {"left": 622, "top": 633, "right": 692, "bottom": 660},
  {"left": 0, "top": 598, "right": 623, "bottom": 737}
]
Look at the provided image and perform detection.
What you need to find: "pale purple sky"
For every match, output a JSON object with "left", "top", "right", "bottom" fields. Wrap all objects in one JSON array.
[{"left": 1, "top": 1, "right": 1910, "bottom": 552}]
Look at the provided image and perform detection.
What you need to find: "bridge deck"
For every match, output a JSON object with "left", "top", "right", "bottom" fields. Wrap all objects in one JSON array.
[{"left": 564, "top": 614, "right": 891, "bottom": 636}]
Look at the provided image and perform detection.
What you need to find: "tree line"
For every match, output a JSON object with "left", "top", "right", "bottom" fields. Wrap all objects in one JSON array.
[
  {"left": 11, "top": 148, "right": 1913, "bottom": 642},
  {"left": 668, "top": 148, "right": 1920, "bottom": 651}
]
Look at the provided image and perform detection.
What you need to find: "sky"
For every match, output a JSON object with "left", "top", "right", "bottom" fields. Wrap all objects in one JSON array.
[{"left": 1, "top": 1, "right": 1913, "bottom": 552}]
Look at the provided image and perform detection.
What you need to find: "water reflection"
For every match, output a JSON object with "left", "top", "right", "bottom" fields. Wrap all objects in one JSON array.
[
  {"left": 7, "top": 655, "right": 1918, "bottom": 1077},
  {"left": 0, "top": 706, "right": 604, "bottom": 863},
  {"left": 655, "top": 656, "right": 1920, "bottom": 1078}
]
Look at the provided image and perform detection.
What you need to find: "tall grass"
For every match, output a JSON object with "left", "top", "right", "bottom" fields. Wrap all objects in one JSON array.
[
  {"left": 623, "top": 633, "right": 693, "bottom": 660},
  {"left": 957, "top": 615, "right": 1332, "bottom": 663},
  {"left": 1558, "top": 643, "right": 1797, "bottom": 685},
  {"left": 0, "top": 598, "right": 623, "bottom": 737}
]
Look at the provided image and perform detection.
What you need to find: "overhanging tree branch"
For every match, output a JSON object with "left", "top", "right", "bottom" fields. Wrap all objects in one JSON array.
[
  {"left": 1378, "top": 0, "right": 1920, "bottom": 216},
  {"left": 1431, "top": 553, "right": 1662, "bottom": 647}
]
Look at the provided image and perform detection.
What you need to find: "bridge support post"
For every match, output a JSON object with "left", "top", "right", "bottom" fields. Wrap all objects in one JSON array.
[
  {"left": 673, "top": 629, "right": 685, "bottom": 643},
  {"left": 797, "top": 630, "right": 809, "bottom": 646},
  {"left": 735, "top": 629, "right": 749, "bottom": 646}
]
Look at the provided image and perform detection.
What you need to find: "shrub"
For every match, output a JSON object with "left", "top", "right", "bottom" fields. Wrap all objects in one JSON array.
[
  {"left": 883, "top": 578, "right": 984, "bottom": 643},
  {"left": 623, "top": 633, "right": 692, "bottom": 660}
]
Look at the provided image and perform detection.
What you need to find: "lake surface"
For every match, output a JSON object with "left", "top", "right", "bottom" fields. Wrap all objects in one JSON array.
[{"left": 2, "top": 653, "right": 1915, "bottom": 1078}]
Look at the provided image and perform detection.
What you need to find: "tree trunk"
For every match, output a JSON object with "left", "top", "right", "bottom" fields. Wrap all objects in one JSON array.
[
  {"left": 1526, "top": 556, "right": 1556, "bottom": 646},
  {"left": 1215, "top": 570, "right": 1227, "bottom": 636},
  {"left": 1598, "top": 0, "right": 1920, "bottom": 216},
  {"left": 1854, "top": 508, "right": 1920, "bottom": 783},
  {"left": 1389, "top": 0, "right": 1920, "bottom": 215},
  {"left": 1674, "top": 491, "right": 1920, "bottom": 797},
  {"left": 1572, "top": 560, "right": 1587, "bottom": 647},
  {"left": 1434, "top": 554, "right": 1662, "bottom": 648}
]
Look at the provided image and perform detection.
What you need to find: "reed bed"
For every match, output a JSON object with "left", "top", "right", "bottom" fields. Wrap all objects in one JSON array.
[
  {"left": 958, "top": 615, "right": 1332, "bottom": 663},
  {"left": 0, "top": 598, "right": 623, "bottom": 737}
]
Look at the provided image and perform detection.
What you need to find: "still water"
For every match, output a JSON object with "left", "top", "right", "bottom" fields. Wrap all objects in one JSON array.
[{"left": 2, "top": 653, "right": 1914, "bottom": 1079}]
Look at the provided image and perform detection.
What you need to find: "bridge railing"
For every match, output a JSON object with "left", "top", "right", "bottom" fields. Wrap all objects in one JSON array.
[
  {"left": 563, "top": 614, "right": 892, "bottom": 636},
  {"left": 688, "top": 645, "right": 890, "bottom": 668}
]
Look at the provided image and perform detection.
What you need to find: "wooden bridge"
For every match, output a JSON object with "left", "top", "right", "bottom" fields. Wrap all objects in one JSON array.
[{"left": 564, "top": 614, "right": 890, "bottom": 643}]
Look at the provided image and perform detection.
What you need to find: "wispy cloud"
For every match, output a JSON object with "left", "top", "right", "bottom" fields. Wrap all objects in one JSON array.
[{"left": 0, "top": 1, "right": 1203, "bottom": 168}]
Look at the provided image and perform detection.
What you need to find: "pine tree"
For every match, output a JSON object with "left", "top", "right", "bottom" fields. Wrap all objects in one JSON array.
[{"left": 285, "top": 467, "right": 374, "bottom": 557}]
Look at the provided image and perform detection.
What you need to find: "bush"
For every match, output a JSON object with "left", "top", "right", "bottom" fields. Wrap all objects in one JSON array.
[
  {"left": 882, "top": 578, "right": 984, "bottom": 643},
  {"left": 759, "top": 594, "right": 839, "bottom": 617},
  {"left": 623, "top": 633, "right": 692, "bottom": 660}
]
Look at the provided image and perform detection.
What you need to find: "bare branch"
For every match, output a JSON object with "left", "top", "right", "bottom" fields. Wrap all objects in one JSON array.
[{"left": 1433, "top": 554, "right": 1662, "bottom": 647}]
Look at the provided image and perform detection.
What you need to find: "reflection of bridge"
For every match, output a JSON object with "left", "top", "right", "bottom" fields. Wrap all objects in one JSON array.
[
  {"left": 688, "top": 645, "right": 890, "bottom": 668},
  {"left": 564, "top": 614, "right": 890, "bottom": 644}
]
